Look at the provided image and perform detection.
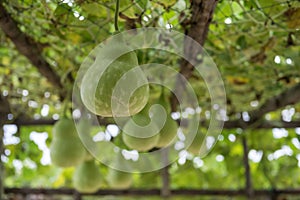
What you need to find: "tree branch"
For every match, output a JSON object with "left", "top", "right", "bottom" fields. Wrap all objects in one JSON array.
[
  {"left": 171, "top": 0, "right": 218, "bottom": 112},
  {"left": 248, "top": 82, "right": 300, "bottom": 122},
  {"left": 223, "top": 120, "right": 300, "bottom": 129},
  {"left": 0, "top": 2, "right": 63, "bottom": 90},
  {"left": 180, "top": 0, "right": 218, "bottom": 78},
  {"left": 0, "top": 93, "right": 10, "bottom": 122}
]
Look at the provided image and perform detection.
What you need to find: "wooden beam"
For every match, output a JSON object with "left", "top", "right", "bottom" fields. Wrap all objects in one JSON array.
[
  {"left": 8, "top": 118, "right": 300, "bottom": 129},
  {"left": 4, "top": 188, "right": 300, "bottom": 196}
]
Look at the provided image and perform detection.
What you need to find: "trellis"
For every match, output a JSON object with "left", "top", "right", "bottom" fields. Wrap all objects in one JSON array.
[
  {"left": 0, "top": 0, "right": 300, "bottom": 199},
  {"left": 2, "top": 128, "right": 300, "bottom": 200},
  {"left": 4, "top": 188, "right": 300, "bottom": 199}
]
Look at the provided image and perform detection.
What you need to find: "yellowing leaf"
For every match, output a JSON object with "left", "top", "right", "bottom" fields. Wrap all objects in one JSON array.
[
  {"left": 67, "top": 32, "right": 82, "bottom": 44},
  {"left": 2, "top": 57, "right": 10, "bottom": 65},
  {"left": 227, "top": 76, "right": 249, "bottom": 85},
  {"left": 285, "top": 8, "right": 300, "bottom": 29},
  {"left": 52, "top": 173, "right": 65, "bottom": 187},
  {"left": 155, "top": 0, "right": 177, "bottom": 9},
  {"left": 230, "top": 143, "right": 243, "bottom": 156}
]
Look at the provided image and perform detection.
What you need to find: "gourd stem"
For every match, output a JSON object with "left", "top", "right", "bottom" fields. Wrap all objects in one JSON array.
[
  {"left": 161, "top": 85, "right": 165, "bottom": 96},
  {"left": 62, "top": 88, "right": 71, "bottom": 118},
  {"left": 62, "top": 98, "right": 68, "bottom": 118},
  {"left": 114, "top": 0, "right": 120, "bottom": 32}
]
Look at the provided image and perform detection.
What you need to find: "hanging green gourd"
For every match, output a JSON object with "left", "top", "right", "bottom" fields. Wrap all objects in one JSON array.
[
  {"left": 80, "top": 0, "right": 149, "bottom": 117},
  {"left": 107, "top": 169, "right": 133, "bottom": 189},
  {"left": 106, "top": 154, "right": 133, "bottom": 189},
  {"left": 73, "top": 160, "right": 103, "bottom": 193},
  {"left": 77, "top": 117, "right": 98, "bottom": 161},
  {"left": 50, "top": 117, "right": 86, "bottom": 167},
  {"left": 153, "top": 90, "right": 178, "bottom": 148},
  {"left": 122, "top": 104, "right": 160, "bottom": 152}
]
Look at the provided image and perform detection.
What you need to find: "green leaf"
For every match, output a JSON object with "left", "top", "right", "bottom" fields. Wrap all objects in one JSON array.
[
  {"left": 82, "top": 2, "right": 107, "bottom": 18},
  {"left": 120, "top": 0, "right": 148, "bottom": 19},
  {"left": 236, "top": 35, "right": 247, "bottom": 49},
  {"left": 54, "top": 3, "right": 70, "bottom": 17}
]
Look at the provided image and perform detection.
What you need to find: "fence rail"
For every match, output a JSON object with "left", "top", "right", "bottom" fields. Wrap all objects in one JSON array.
[{"left": 4, "top": 188, "right": 300, "bottom": 196}]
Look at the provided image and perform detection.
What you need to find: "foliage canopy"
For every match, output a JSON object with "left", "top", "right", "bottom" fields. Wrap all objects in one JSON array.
[{"left": 0, "top": 0, "right": 300, "bottom": 197}]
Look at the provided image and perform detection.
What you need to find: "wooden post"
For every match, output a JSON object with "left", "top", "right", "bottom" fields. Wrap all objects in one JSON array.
[
  {"left": 242, "top": 135, "right": 254, "bottom": 198},
  {"left": 161, "top": 148, "right": 170, "bottom": 197},
  {"left": 0, "top": 92, "right": 10, "bottom": 200},
  {"left": 0, "top": 123, "right": 3, "bottom": 200},
  {"left": 73, "top": 191, "right": 82, "bottom": 200}
]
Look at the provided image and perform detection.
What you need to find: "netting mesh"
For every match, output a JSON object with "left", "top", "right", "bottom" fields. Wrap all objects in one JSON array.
[{"left": 0, "top": 0, "right": 300, "bottom": 199}]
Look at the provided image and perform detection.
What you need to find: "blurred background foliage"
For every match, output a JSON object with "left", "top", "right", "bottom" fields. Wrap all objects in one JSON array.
[{"left": 0, "top": 0, "right": 300, "bottom": 198}]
